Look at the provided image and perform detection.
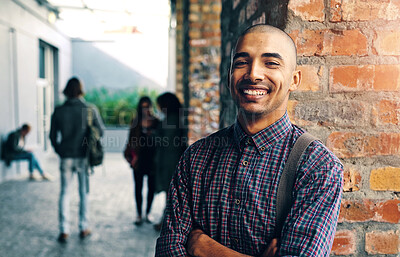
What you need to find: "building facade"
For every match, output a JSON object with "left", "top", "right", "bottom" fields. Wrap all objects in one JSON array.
[{"left": 0, "top": 0, "right": 72, "bottom": 182}]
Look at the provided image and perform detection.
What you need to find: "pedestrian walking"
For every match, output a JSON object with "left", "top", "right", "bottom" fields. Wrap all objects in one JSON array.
[
  {"left": 124, "top": 96, "right": 159, "bottom": 225},
  {"left": 50, "top": 77, "right": 104, "bottom": 243}
]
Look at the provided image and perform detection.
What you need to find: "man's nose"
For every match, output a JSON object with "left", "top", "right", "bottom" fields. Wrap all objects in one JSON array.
[{"left": 247, "top": 61, "right": 264, "bottom": 82}]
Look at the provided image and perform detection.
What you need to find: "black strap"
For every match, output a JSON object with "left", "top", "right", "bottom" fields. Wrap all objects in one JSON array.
[
  {"left": 86, "top": 107, "right": 93, "bottom": 193},
  {"left": 275, "top": 132, "right": 317, "bottom": 238}
]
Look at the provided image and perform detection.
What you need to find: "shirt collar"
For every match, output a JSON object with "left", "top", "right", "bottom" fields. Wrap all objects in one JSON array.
[{"left": 233, "top": 112, "right": 293, "bottom": 155}]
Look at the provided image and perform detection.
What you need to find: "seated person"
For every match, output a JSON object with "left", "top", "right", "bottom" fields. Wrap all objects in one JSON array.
[{"left": 3, "top": 124, "right": 52, "bottom": 181}]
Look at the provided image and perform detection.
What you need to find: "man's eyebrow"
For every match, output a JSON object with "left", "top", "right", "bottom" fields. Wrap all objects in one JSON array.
[
  {"left": 233, "top": 52, "right": 284, "bottom": 60},
  {"left": 261, "top": 53, "right": 283, "bottom": 60},
  {"left": 233, "top": 52, "right": 249, "bottom": 60}
]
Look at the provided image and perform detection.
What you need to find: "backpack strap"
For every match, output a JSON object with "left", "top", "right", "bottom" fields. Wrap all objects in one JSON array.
[
  {"left": 86, "top": 107, "right": 93, "bottom": 192},
  {"left": 275, "top": 132, "right": 317, "bottom": 238},
  {"left": 87, "top": 107, "right": 93, "bottom": 126}
]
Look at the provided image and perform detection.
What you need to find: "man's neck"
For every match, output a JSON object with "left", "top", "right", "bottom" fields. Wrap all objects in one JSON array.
[{"left": 238, "top": 111, "right": 286, "bottom": 135}]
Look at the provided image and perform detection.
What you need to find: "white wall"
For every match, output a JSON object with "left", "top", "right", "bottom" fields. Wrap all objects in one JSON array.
[{"left": 0, "top": 0, "right": 72, "bottom": 182}]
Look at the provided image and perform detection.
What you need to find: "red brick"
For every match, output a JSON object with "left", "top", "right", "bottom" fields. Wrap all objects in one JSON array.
[
  {"left": 330, "top": 0, "right": 342, "bottom": 22},
  {"left": 375, "top": 100, "right": 400, "bottom": 125},
  {"left": 211, "top": 4, "right": 222, "bottom": 13},
  {"left": 330, "top": 65, "right": 400, "bottom": 92},
  {"left": 339, "top": 199, "right": 375, "bottom": 223},
  {"left": 331, "top": 30, "right": 368, "bottom": 56},
  {"left": 374, "top": 65, "right": 400, "bottom": 91},
  {"left": 339, "top": 199, "right": 400, "bottom": 223},
  {"left": 189, "top": 13, "right": 200, "bottom": 22},
  {"left": 339, "top": 0, "right": 400, "bottom": 21},
  {"left": 343, "top": 167, "right": 361, "bottom": 192},
  {"left": 202, "top": 31, "right": 221, "bottom": 38},
  {"left": 327, "top": 132, "right": 400, "bottom": 158},
  {"left": 365, "top": 231, "right": 400, "bottom": 255},
  {"left": 374, "top": 30, "right": 400, "bottom": 56},
  {"left": 289, "top": 30, "right": 324, "bottom": 56},
  {"left": 288, "top": 0, "right": 324, "bottom": 22},
  {"left": 331, "top": 230, "right": 356, "bottom": 255},
  {"left": 290, "top": 29, "right": 367, "bottom": 56},
  {"left": 297, "top": 65, "right": 320, "bottom": 91},
  {"left": 375, "top": 199, "right": 400, "bottom": 223},
  {"left": 190, "top": 3, "right": 200, "bottom": 13}
]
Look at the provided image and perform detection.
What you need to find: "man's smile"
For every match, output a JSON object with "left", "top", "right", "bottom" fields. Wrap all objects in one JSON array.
[
  {"left": 242, "top": 89, "right": 267, "bottom": 96},
  {"left": 238, "top": 83, "right": 273, "bottom": 100}
]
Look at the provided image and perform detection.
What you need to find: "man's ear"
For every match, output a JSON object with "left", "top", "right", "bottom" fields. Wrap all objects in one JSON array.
[{"left": 289, "top": 69, "right": 301, "bottom": 92}]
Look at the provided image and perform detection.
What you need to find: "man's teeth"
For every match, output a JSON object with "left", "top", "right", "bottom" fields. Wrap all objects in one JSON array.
[{"left": 243, "top": 89, "right": 266, "bottom": 96}]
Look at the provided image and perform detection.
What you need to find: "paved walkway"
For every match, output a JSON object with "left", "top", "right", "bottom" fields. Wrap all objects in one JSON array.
[{"left": 0, "top": 153, "right": 166, "bottom": 257}]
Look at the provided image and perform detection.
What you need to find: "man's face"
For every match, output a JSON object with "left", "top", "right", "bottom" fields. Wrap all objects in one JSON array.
[
  {"left": 21, "top": 128, "right": 30, "bottom": 137},
  {"left": 229, "top": 31, "right": 300, "bottom": 123}
]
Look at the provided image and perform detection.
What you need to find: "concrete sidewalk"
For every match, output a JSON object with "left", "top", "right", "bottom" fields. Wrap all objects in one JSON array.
[{"left": 0, "top": 153, "right": 165, "bottom": 257}]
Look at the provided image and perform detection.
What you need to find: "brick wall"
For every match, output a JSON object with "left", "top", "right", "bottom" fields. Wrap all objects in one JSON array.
[
  {"left": 176, "top": 0, "right": 221, "bottom": 144},
  {"left": 220, "top": 0, "right": 400, "bottom": 255}
]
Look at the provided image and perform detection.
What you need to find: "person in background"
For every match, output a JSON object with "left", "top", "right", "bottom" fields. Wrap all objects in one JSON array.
[
  {"left": 124, "top": 96, "right": 159, "bottom": 225},
  {"left": 50, "top": 77, "right": 104, "bottom": 243},
  {"left": 153, "top": 92, "right": 187, "bottom": 231},
  {"left": 3, "top": 123, "right": 52, "bottom": 181}
]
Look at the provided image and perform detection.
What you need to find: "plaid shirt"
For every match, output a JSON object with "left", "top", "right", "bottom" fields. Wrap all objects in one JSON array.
[{"left": 156, "top": 113, "right": 343, "bottom": 256}]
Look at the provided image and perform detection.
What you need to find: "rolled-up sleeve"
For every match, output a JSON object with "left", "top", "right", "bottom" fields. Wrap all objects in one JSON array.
[
  {"left": 155, "top": 150, "right": 193, "bottom": 256},
  {"left": 280, "top": 147, "right": 344, "bottom": 256}
]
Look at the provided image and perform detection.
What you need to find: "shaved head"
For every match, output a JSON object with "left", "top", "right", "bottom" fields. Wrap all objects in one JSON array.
[
  {"left": 228, "top": 24, "right": 302, "bottom": 131},
  {"left": 236, "top": 24, "right": 297, "bottom": 71}
]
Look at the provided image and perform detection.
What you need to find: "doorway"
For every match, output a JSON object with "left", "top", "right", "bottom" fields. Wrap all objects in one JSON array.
[{"left": 37, "top": 40, "right": 58, "bottom": 151}]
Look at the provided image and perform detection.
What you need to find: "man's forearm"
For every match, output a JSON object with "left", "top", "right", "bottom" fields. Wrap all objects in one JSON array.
[
  {"left": 187, "top": 229, "right": 279, "bottom": 257},
  {"left": 187, "top": 229, "right": 252, "bottom": 257}
]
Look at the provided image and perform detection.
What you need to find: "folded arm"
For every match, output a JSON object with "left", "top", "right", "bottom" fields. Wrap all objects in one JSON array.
[
  {"left": 279, "top": 157, "right": 343, "bottom": 256},
  {"left": 186, "top": 229, "right": 279, "bottom": 257},
  {"left": 155, "top": 151, "right": 193, "bottom": 256}
]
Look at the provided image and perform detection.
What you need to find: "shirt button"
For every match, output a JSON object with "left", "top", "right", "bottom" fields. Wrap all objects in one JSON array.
[
  {"left": 247, "top": 138, "right": 252, "bottom": 145},
  {"left": 234, "top": 239, "right": 239, "bottom": 245},
  {"left": 260, "top": 146, "right": 265, "bottom": 151},
  {"left": 235, "top": 199, "right": 241, "bottom": 205},
  {"left": 242, "top": 161, "right": 248, "bottom": 166}
]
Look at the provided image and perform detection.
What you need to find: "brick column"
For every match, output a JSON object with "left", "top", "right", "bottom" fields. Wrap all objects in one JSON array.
[{"left": 176, "top": 0, "right": 221, "bottom": 144}]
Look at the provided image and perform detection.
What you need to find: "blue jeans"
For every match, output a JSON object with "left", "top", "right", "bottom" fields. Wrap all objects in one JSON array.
[
  {"left": 59, "top": 158, "right": 89, "bottom": 234},
  {"left": 11, "top": 152, "right": 44, "bottom": 175}
]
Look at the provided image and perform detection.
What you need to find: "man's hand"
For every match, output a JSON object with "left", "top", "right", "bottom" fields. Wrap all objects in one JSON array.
[
  {"left": 259, "top": 238, "right": 279, "bottom": 257},
  {"left": 186, "top": 229, "right": 280, "bottom": 257},
  {"left": 186, "top": 228, "right": 204, "bottom": 256}
]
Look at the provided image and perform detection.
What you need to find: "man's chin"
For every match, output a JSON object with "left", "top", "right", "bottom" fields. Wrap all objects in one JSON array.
[{"left": 237, "top": 107, "right": 265, "bottom": 118}]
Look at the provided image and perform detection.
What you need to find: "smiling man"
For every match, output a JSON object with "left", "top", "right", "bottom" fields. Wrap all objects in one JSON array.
[{"left": 155, "top": 24, "right": 343, "bottom": 257}]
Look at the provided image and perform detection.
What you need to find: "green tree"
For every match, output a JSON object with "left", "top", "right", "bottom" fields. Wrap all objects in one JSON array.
[{"left": 84, "top": 87, "right": 159, "bottom": 126}]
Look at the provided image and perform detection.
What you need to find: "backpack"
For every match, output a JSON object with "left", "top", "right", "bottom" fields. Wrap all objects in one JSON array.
[{"left": 85, "top": 107, "right": 104, "bottom": 168}]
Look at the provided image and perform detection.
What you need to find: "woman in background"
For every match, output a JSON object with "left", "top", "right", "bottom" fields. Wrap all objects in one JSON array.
[
  {"left": 153, "top": 92, "right": 187, "bottom": 231},
  {"left": 124, "top": 96, "right": 159, "bottom": 225}
]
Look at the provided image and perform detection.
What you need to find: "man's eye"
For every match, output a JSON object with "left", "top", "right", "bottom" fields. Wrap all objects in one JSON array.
[
  {"left": 266, "top": 62, "right": 279, "bottom": 67},
  {"left": 234, "top": 61, "right": 247, "bottom": 66}
]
